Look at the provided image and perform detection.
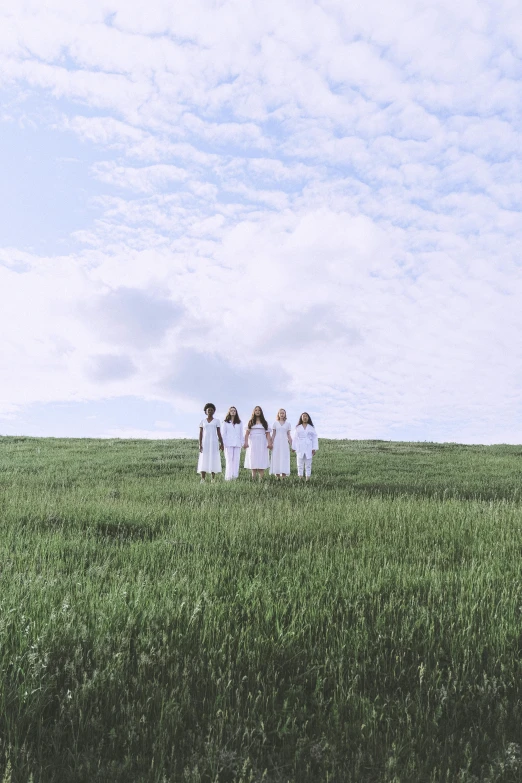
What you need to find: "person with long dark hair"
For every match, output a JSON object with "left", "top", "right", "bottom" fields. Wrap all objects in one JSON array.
[
  {"left": 292, "top": 412, "right": 318, "bottom": 480},
  {"left": 197, "top": 403, "right": 223, "bottom": 482},
  {"left": 222, "top": 405, "right": 243, "bottom": 480},
  {"left": 243, "top": 405, "right": 272, "bottom": 480}
]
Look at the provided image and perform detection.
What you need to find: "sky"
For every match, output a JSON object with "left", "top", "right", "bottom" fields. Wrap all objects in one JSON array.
[{"left": 0, "top": 0, "right": 521, "bottom": 443}]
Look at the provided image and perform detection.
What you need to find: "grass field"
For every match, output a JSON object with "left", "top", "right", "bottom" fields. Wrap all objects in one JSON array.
[{"left": 0, "top": 436, "right": 521, "bottom": 782}]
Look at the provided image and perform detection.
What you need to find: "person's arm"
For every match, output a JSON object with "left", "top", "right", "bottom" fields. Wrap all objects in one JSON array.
[
  {"left": 286, "top": 423, "right": 292, "bottom": 446},
  {"left": 217, "top": 426, "right": 224, "bottom": 451},
  {"left": 312, "top": 427, "right": 318, "bottom": 456},
  {"left": 266, "top": 430, "right": 273, "bottom": 450},
  {"left": 291, "top": 426, "right": 298, "bottom": 453},
  {"left": 244, "top": 428, "right": 250, "bottom": 448},
  {"left": 199, "top": 426, "right": 204, "bottom": 452}
]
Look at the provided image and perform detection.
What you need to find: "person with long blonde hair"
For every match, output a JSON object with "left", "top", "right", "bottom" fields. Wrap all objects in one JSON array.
[
  {"left": 243, "top": 405, "right": 271, "bottom": 479},
  {"left": 269, "top": 408, "right": 292, "bottom": 477}
]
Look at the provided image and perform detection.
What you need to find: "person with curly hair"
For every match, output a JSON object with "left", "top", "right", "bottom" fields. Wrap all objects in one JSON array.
[{"left": 197, "top": 403, "right": 223, "bottom": 482}]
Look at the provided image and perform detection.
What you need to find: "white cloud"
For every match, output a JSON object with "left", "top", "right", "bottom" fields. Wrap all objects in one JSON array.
[{"left": 0, "top": 0, "right": 521, "bottom": 441}]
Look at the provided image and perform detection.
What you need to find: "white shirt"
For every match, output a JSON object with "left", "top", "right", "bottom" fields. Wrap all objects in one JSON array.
[
  {"left": 292, "top": 424, "right": 319, "bottom": 458},
  {"left": 221, "top": 420, "right": 244, "bottom": 448}
]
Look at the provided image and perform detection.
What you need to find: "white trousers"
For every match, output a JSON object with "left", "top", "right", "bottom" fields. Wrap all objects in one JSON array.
[
  {"left": 297, "top": 454, "right": 312, "bottom": 477},
  {"left": 224, "top": 447, "right": 241, "bottom": 480}
]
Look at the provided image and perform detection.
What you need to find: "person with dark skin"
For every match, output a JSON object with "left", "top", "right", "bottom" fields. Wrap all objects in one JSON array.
[{"left": 198, "top": 403, "right": 224, "bottom": 482}]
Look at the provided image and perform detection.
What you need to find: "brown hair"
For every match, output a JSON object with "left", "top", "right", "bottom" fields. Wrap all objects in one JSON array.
[
  {"left": 224, "top": 406, "right": 241, "bottom": 424},
  {"left": 248, "top": 406, "right": 269, "bottom": 430},
  {"left": 297, "top": 412, "right": 314, "bottom": 427}
]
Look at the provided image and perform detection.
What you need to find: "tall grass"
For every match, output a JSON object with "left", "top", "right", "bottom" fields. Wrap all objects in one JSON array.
[{"left": 0, "top": 437, "right": 521, "bottom": 782}]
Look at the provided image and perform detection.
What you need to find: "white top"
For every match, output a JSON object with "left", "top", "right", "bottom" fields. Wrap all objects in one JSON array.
[
  {"left": 292, "top": 424, "right": 318, "bottom": 459},
  {"left": 272, "top": 420, "right": 292, "bottom": 434},
  {"left": 221, "top": 420, "right": 244, "bottom": 448}
]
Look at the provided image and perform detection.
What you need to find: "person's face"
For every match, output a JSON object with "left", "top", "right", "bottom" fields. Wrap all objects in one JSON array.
[
  {"left": 301, "top": 413, "right": 309, "bottom": 424},
  {"left": 229, "top": 407, "right": 237, "bottom": 417},
  {"left": 206, "top": 407, "right": 215, "bottom": 416},
  {"left": 254, "top": 406, "right": 262, "bottom": 417},
  {"left": 278, "top": 409, "right": 286, "bottom": 420}
]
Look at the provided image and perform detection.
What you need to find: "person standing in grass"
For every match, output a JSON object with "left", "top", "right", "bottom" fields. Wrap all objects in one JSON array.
[
  {"left": 222, "top": 406, "right": 243, "bottom": 481},
  {"left": 292, "top": 412, "right": 318, "bottom": 480},
  {"left": 244, "top": 405, "right": 272, "bottom": 480},
  {"left": 198, "top": 403, "right": 224, "bottom": 483},
  {"left": 269, "top": 408, "right": 292, "bottom": 478}
]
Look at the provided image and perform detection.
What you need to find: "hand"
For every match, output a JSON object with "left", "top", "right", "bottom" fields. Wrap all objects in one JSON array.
[
  {"left": 219, "top": 444, "right": 224, "bottom": 451},
  {"left": 244, "top": 443, "right": 249, "bottom": 449},
  {"left": 312, "top": 450, "right": 316, "bottom": 456},
  {"left": 199, "top": 447, "right": 203, "bottom": 453},
  {"left": 292, "top": 449, "right": 296, "bottom": 453}
]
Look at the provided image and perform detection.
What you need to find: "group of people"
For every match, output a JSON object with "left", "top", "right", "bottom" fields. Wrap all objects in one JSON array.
[{"left": 197, "top": 404, "right": 319, "bottom": 482}]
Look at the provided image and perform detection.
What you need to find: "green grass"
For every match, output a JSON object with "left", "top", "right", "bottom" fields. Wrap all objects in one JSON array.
[{"left": 0, "top": 436, "right": 521, "bottom": 782}]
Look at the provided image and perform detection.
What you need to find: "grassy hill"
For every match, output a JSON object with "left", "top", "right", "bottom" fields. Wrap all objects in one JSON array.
[{"left": 0, "top": 437, "right": 521, "bottom": 782}]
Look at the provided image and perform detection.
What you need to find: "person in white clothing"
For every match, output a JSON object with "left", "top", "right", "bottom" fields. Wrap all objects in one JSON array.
[
  {"left": 197, "top": 403, "right": 224, "bottom": 482},
  {"left": 292, "top": 412, "right": 318, "bottom": 480},
  {"left": 221, "top": 406, "right": 244, "bottom": 480},
  {"left": 270, "top": 408, "right": 292, "bottom": 477},
  {"left": 244, "top": 405, "right": 272, "bottom": 480}
]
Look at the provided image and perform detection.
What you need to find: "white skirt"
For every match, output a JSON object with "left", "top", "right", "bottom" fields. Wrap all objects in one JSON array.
[
  {"left": 269, "top": 434, "right": 291, "bottom": 474},
  {"left": 244, "top": 429, "right": 269, "bottom": 469},
  {"left": 197, "top": 445, "right": 222, "bottom": 473}
]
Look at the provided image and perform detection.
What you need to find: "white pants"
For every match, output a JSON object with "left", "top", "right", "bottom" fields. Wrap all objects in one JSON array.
[
  {"left": 224, "top": 447, "right": 241, "bottom": 480},
  {"left": 297, "top": 454, "right": 312, "bottom": 477}
]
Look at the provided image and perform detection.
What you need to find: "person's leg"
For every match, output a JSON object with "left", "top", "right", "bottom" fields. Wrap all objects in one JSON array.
[
  {"left": 297, "top": 454, "right": 304, "bottom": 478},
  {"left": 305, "top": 457, "right": 312, "bottom": 480},
  {"left": 200, "top": 471, "right": 206, "bottom": 482},
  {"left": 233, "top": 447, "right": 240, "bottom": 479},
  {"left": 224, "top": 448, "right": 230, "bottom": 480}
]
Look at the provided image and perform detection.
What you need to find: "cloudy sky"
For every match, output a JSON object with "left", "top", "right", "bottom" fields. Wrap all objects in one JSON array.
[{"left": 1, "top": 0, "right": 521, "bottom": 442}]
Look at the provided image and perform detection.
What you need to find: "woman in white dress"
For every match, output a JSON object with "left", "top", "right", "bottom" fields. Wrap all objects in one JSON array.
[
  {"left": 292, "top": 412, "right": 318, "bottom": 480},
  {"left": 197, "top": 403, "right": 224, "bottom": 482},
  {"left": 269, "top": 408, "right": 292, "bottom": 477},
  {"left": 243, "top": 405, "right": 272, "bottom": 480},
  {"left": 221, "top": 406, "right": 243, "bottom": 480}
]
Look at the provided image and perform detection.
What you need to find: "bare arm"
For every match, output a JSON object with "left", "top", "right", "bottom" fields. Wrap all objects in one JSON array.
[
  {"left": 244, "top": 429, "right": 250, "bottom": 448},
  {"left": 266, "top": 430, "right": 273, "bottom": 449},
  {"left": 199, "top": 426, "right": 203, "bottom": 452},
  {"left": 217, "top": 426, "right": 224, "bottom": 451}
]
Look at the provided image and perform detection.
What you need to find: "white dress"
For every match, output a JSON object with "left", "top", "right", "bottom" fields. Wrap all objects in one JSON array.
[
  {"left": 197, "top": 418, "right": 222, "bottom": 473},
  {"left": 244, "top": 423, "right": 270, "bottom": 469},
  {"left": 269, "top": 420, "right": 291, "bottom": 474}
]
